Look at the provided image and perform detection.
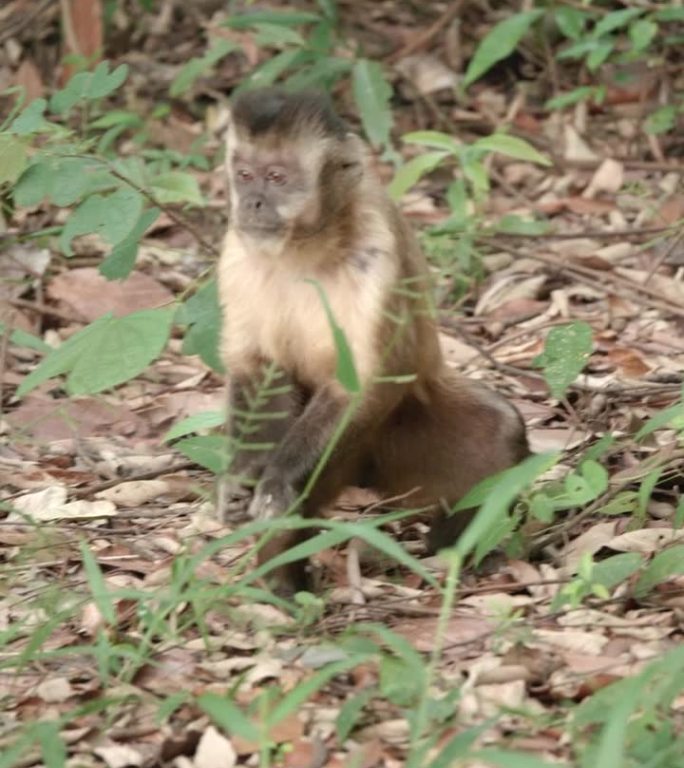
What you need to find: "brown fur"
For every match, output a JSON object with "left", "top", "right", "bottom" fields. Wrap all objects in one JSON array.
[{"left": 217, "top": 88, "right": 529, "bottom": 592}]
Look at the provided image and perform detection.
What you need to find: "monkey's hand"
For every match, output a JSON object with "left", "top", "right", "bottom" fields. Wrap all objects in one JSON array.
[
  {"left": 215, "top": 475, "right": 251, "bottom": 524},
  {"left": 248, "top": 473, "right": 296, "bottom": 521}
]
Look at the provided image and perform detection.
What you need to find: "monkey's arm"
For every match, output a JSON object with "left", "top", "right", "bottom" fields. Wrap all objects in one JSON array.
[{"left": 247, "top": 384, "right": 349, "bottom": 521}]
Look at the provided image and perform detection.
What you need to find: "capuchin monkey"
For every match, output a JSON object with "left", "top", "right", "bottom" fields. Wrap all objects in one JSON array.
[{"left": 216, "top": 87, "right": 529, "bottom": 592}]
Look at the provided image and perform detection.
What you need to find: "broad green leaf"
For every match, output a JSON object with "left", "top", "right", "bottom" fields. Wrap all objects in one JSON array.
[
  {"left": 99, "top": 207, "right": 160, "bottom": 280},
  {"left": 17, "top": 307, "right": 174, "bottom": 396},
  {"left": 80, "top": 540, "right": 116, "bottom": 623},
  {"left": 197, "top": 693, "right": 261, "bottom": 742},
  {"left": 253, "top": 22, "right": 305, "bottom": 47},
  {"left": 557, "top": 39, "right": 602, "bottom": 61},
  {"left": 388, "top": 151, "right": 448, "bottom": 200},
  {"left": 645, "top": 105, "right": 677, "bottom": 135},
  {"left": 593, "top": 8, "right": 643, "bottom": 38},
  {"left": 164, "top": 410, "right": 225, "bottom": 442},
  {"left": 170, "top": 39, "right": 239, "bottom": 97},
  {"left": 554, "top": 7, "right": 587, "bottom": 41},
  {"left": 592, "top": 553, "right": 643, "bottom": 590},
  {"left": 463, "top": 10, "right": 543, "bottom": 88},
  {"left": 50, "top": 62, "right": 128, "bottom": 114},
  {"left": 636, "top": 546, "right": 684, "bottom": 597},
  {"left": 654, "top": 8, "right": 684, "bottom": 22},
  {"left": 174, "top": 435, "right": 229, "bottom": 474},
  {"left": 461, "top": 155, "right": 489, "bottom": 198},
  {"left": 533, "top": 321, "right": 593, "bottom": 399},
  {"left": 403, "top": 131, "right": 460, "bottom": 153},
  {"left": 581, "top": 459, "right": 608, "bottom": 496},
  {"left": 0, "top": 133, "right": 27, "bottom": 184},
  {"left": 14, "top": 156, "right": 114, "bottom": 207},
  {"left": 60, "top": 188, "right": 144, "bottom": 256},
  {"left": 178, "top": 279, "right": 224, "bottom": 372},
  {"left": 150, "top": 171, "right": 203, "bottom": 205},
  {"left": 474, "top": 134, "right": 551, "bottom": 166},
  {"left": 305, "top": 280, "right": 359, "bottom": 392},
  {"left": 224, "top": 10, "right": 321, "bottom": 28},
  {"left": 474, "top": 749, "right": 560, "bottom": 768},
  {"left": 91, "top": 110, "right": 142, "bottom": 129},
  {"left": 352, "top": 59, "right": 392, "bottom": 149},
  {"left": 587, "top": 39, "right": 614, "bottom": 71},
  {"left": 9, "top": 98, "right": 50, "bottom": 135},
  {"left": 629, "top": 19, "right": 658, "bottom": 52}
]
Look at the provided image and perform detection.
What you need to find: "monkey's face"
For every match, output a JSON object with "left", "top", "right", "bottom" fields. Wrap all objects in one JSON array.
[{"left": 228, "top": 144, "right": 318, "bottom": 239}]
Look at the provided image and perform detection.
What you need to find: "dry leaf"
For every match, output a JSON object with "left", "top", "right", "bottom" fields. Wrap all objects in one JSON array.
[{"left": 194, "top": 726, "right": 237, "bottom": 768}]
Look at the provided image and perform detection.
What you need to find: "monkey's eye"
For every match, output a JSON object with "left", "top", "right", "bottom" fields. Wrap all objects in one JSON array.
[
  {"left": 266, "top": 170, "right": 287, "bottom": 185},
  {"left": 236, "top": 169, "right": 254, "bottom": 182}
]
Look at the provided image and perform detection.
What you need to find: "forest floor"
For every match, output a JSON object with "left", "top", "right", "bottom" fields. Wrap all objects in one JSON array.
[{"left": 1, "top": 1, "right": 684, "bottom": 766}]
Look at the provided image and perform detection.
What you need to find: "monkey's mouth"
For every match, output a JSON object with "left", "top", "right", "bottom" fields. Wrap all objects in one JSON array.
[{"left": 237, "top": 216, "right": 285, "bottom": 236}]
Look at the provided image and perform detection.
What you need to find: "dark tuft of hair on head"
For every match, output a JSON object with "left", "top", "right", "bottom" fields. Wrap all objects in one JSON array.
[{"left": 231, "top": 87, "right": 348, "bottom": 140}]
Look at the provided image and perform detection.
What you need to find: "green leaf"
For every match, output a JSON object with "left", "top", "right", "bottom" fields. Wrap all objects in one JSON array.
[
  {"left": 243, "top": 48, "right": 303, "bottom": 89},
  {"left": 170, "top": 39, "right": 239, "bottom": 97},
  {"left": 34, "top": 722, "right": 67, "bottom": 768},
  {"left": 336, "top": 689, "right": 374, "bottom": 743},
  {"left": 635, "top": 398, "right": 684, "bottom": 440},
  {"left": 496, "top": 214, "right": 550, "bottom": 236},
  {"left": 80, "top": 540, "right": 116, "bottom": 624},
  {"left": 554, "top": 7, "right": 587, "bottom": 41},
  {"left": 304, "top": 280, "right": 360, "bottom": 393},
  {"left": 473, "top": 749, "right": 560, "bottom": 768},
  {"left": 636, "top": 546, "right": 684, "bottom": 597},
  {"left": 253, "top": 22, "right": 305, "bottom": 47},
  {"left": 178, "top": 279, "right": 224, "bottom": 372},
  {"left": 593, "top": 8, "right": 643, "bottom": 38},
  {"left": 50, "top": 62, "right": 129, "bottom": 114},
  {"left": 545, "top": 85, "right": 605, "bottom": 111},
  {"left": 453, "top": 452, "right": 560, "bottom": 560},
  {"left": 164, "top": 410, "right": 226, "bottom": 442},
  {"left": 581, "top": 459, "right": 608, "bottom": 496},
  {"left": 388, "top": 151, "right": 448, "bottom": 200},
  {"left": 224, "top": 10, "right": 321, "bottom": 28},
  {"left": 197, "top": 692, "right": 261, "bottom": 742},
  {"left": 587, "top": 39, "right": 614, "bottom": 72},
  {"left": 285, "top": 56, "right": 351, "bottom": 90},
  {"left": 645, "top": 105, "right": 677, "bottom": 135},
  {"left": 0, "top": 133, "right": 27, "bottom": 184},
  {"left": 463, "top": 10, "right": 543, "bottom": 88},
  {"left": 99, "top": 207, "right": 160, "bottom": 280},
  {"left": 403, "top": 131, "right": 460, "bottom": 153},
  {"left": 17, "top": 308, "right": 174, "bottom": 396},
  {"left": 352, "top": 59, "right": 393, "bottom": 149},
  {"left": 592, "top": 553, "right": 643, "bottom": 590},
  {"left": 0, "top": 323, "right": 51, "bottom": 353},
  {"left": 533, "top": 321, "right": 593, "bottom": 399},
  {"left": 150, "top": 171, "right": 204, "bottom": 205},
  {"left": 174, "top": 435, "right": 229, "bottom": 474},
  {"left": 14, "top": 156, "right": 114, "bottom": 207},
  {"left": 60, "top": 188, "right": 144, "bottom": 256},
  {"left": 9, "top": 98, "right": 50, "bottom": 135},
  {"left": 654, "top": 8, "right": 684, "bottom": 22},
  {"left": 474, "top": 134, "right": 551, "bottom": 166},
  {"left": 629, "top": 19, "right": 658, "bottom": 52}
]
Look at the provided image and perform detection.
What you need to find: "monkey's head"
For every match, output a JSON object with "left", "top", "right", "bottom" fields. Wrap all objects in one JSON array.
[{"left": 225, "top": 88, "right": 365, "bottom": 246}]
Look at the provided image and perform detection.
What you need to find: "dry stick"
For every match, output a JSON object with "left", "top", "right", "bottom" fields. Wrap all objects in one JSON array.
[
  {"left": 484, "top": 236, "right": 684, "bottom": 319},
  {"left": 643, "top": 225, "right": 684, "bottom": 285},
  {"left": 386, "top": 0, "right": 464, "bottom": 63},
  {"left": 0, "top": 310, "right": 14, "bottom": 419},
  {"left": 71, "top": 460, "right": 196, "bottom": 498},
  {"left": 7, "top": 296, "right": 84, "bottom": 324},
  {"left": 497, "top": 225, "right": 673, "bottom": 241}
]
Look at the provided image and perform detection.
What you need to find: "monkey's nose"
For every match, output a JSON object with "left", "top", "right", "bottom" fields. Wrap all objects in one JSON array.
[{"left": 245, "top": 194, "right": 265, "bottom": 212}]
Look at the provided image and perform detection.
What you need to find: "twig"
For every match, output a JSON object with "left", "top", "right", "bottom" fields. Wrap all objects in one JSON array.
[
  {"left": 643, "top": 226, "right": 684, "bottom": 285},
  {"left": 387, "top": 1, "right": 464, "bottom": 63},
  {"left": 485, "top": 225, "right": 673, "bottom": 241},
  {"left": 0, "top": 310, "right": 14, "bottom": 418},
  {"left": 72, "top": 460, "right": 197, "bottom": 498},
  {"left": 7, "top": 296, "right": 84, "bottom": 324}
]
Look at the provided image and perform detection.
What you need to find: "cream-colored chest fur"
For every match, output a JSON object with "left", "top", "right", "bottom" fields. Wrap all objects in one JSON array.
[{"left": 218, "top": 229, "right": 396, "bottom": 387}]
